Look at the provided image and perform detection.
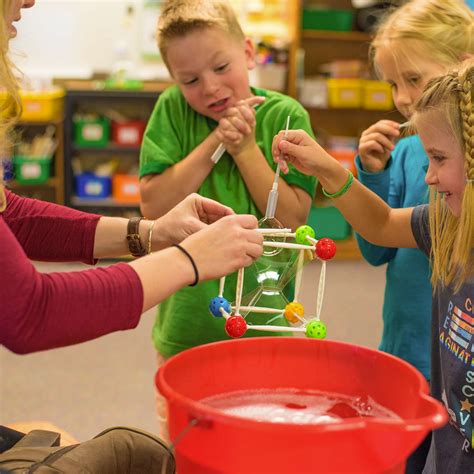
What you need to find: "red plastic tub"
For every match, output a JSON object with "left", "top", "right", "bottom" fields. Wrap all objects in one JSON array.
[{"left": 156, "top": 337, "right": 447, "bottom": 474}]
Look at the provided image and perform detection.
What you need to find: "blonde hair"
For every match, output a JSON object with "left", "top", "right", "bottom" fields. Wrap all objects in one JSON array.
[
  {"left": 157, "top": 0, "right": 245, "bottom": 69},
  {"left": 0, "top": 0, "right": 22, "bottom": 212},
  {"left": 413, "top": 59, "right": 474, "bottom": 292},
  {"left": 370, "top": 0, "right": 474, "bottom": 73}
]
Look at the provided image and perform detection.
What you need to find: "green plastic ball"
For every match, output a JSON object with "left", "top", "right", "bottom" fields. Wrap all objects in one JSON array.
[
  {"left": 305, "top": 320, "right": 327, "bottom": 339},
  {"left": 295, "top": 225, "right": 316, "bottom": 245}
]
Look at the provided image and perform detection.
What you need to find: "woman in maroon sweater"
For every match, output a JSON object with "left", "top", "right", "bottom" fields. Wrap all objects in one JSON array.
[{"left": 0, "top": 1, "right": 263, "bottom": 354}]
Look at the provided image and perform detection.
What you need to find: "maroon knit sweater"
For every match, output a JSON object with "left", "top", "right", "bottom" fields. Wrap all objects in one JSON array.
[{"left": 1, "top": 190, "right": 143, "bottom": 354}]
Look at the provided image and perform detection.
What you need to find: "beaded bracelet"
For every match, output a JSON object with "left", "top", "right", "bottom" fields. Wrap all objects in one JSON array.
[
  {"left": 322, "top": 170, "right": 354, "bottom": 199},
  {"left": 173, "top": 244, "right": 199, "bottom": 287},
  {"left": 147, "top": 220, "right": 156, "bottom": 255}
]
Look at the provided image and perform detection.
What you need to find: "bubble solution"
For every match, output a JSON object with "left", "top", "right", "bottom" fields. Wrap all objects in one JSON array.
[{"left": 201, "top": 389, "right": 400, "bottom": 425}]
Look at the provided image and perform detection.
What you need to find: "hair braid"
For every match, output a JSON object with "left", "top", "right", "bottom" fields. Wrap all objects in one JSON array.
[{"left": 458, "top": 66, "right": 474, "bottom": 180}]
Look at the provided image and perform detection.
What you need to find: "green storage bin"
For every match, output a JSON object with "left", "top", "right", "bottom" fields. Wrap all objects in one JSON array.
[
  {"left": 302, "top": 8, "right": 354, "bottom": 32},
  {"left": 13, "top": 155, "right": 52, "bottom": 184},
  {"left": 308, "top": 205, "right": 351, "bottom": 241},
  {"left": 74, "top": 117, "right": 110, "bottom": 148}
]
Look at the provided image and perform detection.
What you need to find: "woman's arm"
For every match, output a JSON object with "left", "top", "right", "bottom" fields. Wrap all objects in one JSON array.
[
  {"left": 4, "top": 190, "right": 100, "bottom": 263},
  {"left": 1, "top": 211, "right": 262, "bottom": 354}
]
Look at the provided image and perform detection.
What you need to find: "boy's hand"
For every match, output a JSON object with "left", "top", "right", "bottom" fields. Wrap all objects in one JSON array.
[
  {"left": 153, "top": 193, "right": 234, "bottom": 246},
  {"left": 358, "top": 120, "right": 401, "bottom": 173},
  {"left": 215, "top": 96, "right": 265, "bottom": 157},
  {"left": 272, "top": 129, "right": 329, "bottom": 176}
]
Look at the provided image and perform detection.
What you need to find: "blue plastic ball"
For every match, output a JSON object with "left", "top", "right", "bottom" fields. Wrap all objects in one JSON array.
[{"left": 209, "top": 296, "right": 231, "bottom": 318}]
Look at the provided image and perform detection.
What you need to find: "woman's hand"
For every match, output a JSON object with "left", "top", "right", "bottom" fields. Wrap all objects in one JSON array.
[
  {"left": 179, "top": 213, "right": 263, "bottom": 281},
  {"left": 152, "top": 193, "right": 234, "bottom": 247},
  {"left": 358, "top": 120, "right": 401, "bottom": 173}
]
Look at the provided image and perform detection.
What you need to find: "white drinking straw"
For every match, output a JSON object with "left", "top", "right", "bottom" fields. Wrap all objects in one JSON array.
[
  {"left": 293, "top": 250, "right": 305, "bottom": 303},
  {"left": 263, "top": 241, "right": 314, "bottom": 250},
  {"left": 231, "top": 305, "right": 285, "bottom": 314},
  {"left": 246, "top": 324, "right": 306, "bottom": 333}
]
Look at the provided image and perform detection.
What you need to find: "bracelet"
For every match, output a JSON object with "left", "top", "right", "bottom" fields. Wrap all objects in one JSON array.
[
  {"left": 147, "top": 220, "right": 156, "bottom": 255},
  {"left": 127, "top": 216, "right": 147, "bottom": 257},
  {"left": 322, "top": 170, "right": 354, "bottom": 199},
  {"left": 173, "top": 244, "right": 199, "bottom": 287}
]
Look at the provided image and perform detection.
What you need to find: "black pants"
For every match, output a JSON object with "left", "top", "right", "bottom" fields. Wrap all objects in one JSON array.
[{"left": 405, "top": 431, "right": 432, "bottom": 474}]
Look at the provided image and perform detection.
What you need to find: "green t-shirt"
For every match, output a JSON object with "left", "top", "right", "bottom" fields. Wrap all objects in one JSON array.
[{"left": 140, "top": 85, "right": 317, "bottom": 356}]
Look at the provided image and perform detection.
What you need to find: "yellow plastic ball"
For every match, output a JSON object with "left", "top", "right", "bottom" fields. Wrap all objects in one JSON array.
[{"left": 284, "top": 302, "right": 304, "bottom": 323}]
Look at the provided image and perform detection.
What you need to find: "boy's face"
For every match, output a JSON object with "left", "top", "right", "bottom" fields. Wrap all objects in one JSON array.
[
  {"left": 166, "top": 27, "right": 255, "bottom": 121},
  {"left": 418, "top": 110, "right": 466, "bottom": 217},
  {"left": 375, "top": 42, "right": 448, "bottom": 120}
]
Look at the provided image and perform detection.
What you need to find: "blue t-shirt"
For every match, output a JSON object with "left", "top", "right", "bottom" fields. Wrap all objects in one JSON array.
[{"left": 355, "top": 136, "right": 432, "bottom": 379}]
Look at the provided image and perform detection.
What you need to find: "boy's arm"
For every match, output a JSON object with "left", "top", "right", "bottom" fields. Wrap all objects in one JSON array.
[
  {"left": 140, "top": 132, "right": 219, "bottom": 219},
  {"left": 233, "top": 143, "right": 311, "bottom": 229}
]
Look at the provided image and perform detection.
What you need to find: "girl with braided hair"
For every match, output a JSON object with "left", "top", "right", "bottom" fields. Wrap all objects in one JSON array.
[{"left": 272, "top": 59, "right": 474, "bottom": 472}]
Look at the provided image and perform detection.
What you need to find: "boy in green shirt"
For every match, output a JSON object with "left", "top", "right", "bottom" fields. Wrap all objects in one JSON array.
[{"left": 139, "top": 0, "right": 317, "bottom": 359}]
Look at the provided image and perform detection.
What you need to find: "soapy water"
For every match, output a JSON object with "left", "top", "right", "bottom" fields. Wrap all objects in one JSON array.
[{"left": 201, "top": 388, "right": 400, "bottom": 425}]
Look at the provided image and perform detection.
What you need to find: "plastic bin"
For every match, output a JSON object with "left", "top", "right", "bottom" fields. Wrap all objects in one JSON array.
[
  {"left": 112, "top": 173, "right": 140, "bottom": 203},
  {"left": 13, "top": 156, "right": 52, "bottom": 184},
  {"left": 308, "top": 204, "right": 351, "bottom": 241},
  {"left": 302, "top": 8, "right": 354, "bottom": 31},
  {"left": 73, "top": 117, "right": 110, "bottom": 148},
  {"left": 75, "top": 173, "right": 111, "bottom": 199},
  {"left": 156, "top": 337, "right": 447, "bottom": 474},
  {"left": 327, "top": 78, "right": 363, "bottom": 108},
  {"left": 250, "top": 64, "right": 287, "bottom": 91},
  {"left": 0, "top": 89, "right": 65, "bottom": 122},
  {"left": 111, "top": 120, "right": 146, "bottom": 147},
  {"left": 329, "top": 148, "right": 358, "bottom": 177},
  {"left": 299, "top": 77, "right": 328, "bottom": 108},
  {"left": 363, "top": 80, "right": 394, "bottom": 110}
]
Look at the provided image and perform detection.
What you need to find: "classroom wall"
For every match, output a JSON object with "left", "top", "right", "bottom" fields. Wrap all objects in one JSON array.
[{"left": 10, "top": 0, "right": 169, "bottom": 83}]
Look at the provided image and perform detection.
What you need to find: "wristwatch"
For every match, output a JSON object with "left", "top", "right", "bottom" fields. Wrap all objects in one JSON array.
[{"left": 127, "top": 217, "right": 147, "bottom": 257}]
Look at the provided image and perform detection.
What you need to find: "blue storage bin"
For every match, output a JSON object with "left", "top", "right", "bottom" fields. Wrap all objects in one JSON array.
[{"left": 75, "top": 173, "right": 111, "bottom": 199}]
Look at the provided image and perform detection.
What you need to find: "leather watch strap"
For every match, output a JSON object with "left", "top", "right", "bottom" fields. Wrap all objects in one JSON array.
[{"left": 127, "top": 216, "right": 147, "bottom": 257}]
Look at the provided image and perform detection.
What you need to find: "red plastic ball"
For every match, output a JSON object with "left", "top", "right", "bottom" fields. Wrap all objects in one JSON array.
[
  {"left": 225, "top": 315, "right": 247, "bottom": 338},
  {"left": 315, "top": 238, "right": 337, "bottom": 260}
]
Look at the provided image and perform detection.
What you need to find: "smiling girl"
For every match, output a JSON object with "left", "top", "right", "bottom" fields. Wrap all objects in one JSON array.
[{"left": 272, "top": 59, "right": 474, "bottom": 473}]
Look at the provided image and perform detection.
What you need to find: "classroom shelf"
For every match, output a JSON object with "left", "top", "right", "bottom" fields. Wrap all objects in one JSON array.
[
  {"left": 10, "top": 120, "right": 65, "bottom": 204},
  {"left": 72, "top": 145, "right": 141, "bottom": 155},
  {"left": 71, "top": 196, "right": 139, "bottom": 208},
  {"left": 62, "top": 81, "right": 167, "bottom": 214},
  {"left": 302, "top": 30, "right": 371, "bottom": 42}
]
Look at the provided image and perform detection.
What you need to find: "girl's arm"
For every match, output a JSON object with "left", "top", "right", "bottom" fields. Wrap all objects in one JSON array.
[
  {"left": 232, "top": 142, "right": 311, "bottom": 230},
  {"left": 273, "top": 130, "right": 417, "bottom": 249}
]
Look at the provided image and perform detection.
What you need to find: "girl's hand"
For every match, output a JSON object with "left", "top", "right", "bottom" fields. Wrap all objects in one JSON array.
[
  {"left": 272, "top": 129, "right": 331, "bottom": 177},
  {"left": 215, "top": 96, "right": 265, "bottom": 157},
  {"left": 358, "top": 120, "right": 401, "bottom": 173},
  {"left": 153, "top": 193, "right": 234, "bottom": 246},
  {"left": 180, "top": 214, "right": 263, "bottom": 281}
]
